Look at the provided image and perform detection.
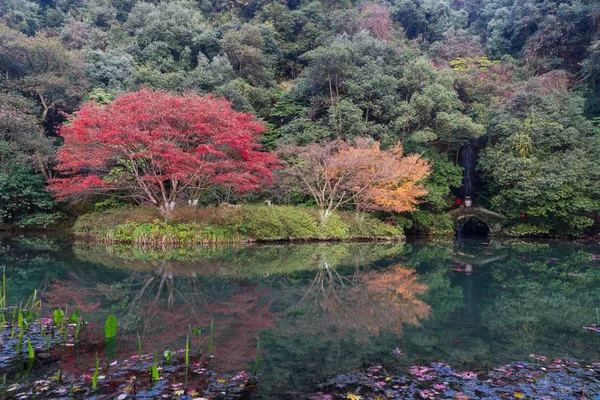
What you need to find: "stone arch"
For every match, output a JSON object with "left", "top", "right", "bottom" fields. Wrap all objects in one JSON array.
[
  {"left": 456, "top": 216, "right": 490, "bottom": 237},
  {"left": 447, "top": 207, "right": 507, "bottom": 236}
]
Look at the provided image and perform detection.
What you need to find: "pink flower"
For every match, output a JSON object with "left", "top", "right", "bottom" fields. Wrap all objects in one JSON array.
[{"left": 433, "top": 383, "right": 447, "bottom": 390}]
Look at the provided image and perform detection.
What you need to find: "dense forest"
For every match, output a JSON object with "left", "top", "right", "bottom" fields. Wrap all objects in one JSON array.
[{"left": 1, "top": 0, "right": 600, "bottom": 236}]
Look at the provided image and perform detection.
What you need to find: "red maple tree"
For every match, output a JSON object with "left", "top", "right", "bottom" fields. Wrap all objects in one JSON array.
[{"left": 49, "top": 89, "right": 277, "bottom": 214}]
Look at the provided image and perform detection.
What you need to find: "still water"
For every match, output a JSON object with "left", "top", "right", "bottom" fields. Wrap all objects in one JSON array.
[{"left": 1, "top": 235, "right": 599, "bottom": 397}]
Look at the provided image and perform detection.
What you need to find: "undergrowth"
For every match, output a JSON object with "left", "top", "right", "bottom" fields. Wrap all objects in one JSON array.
[{"left": 73, "top": 205, "right": 404, "bottom": 244}]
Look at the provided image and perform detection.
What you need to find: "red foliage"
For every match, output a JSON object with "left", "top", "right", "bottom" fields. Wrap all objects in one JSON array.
[
  {"left": 41, "top": 276, "right": 278, "bottom": 373},
  {"left": 43, "top": 281, "right": 102, "bottom": 313},
  {"left": 49, "top": 89, "right": 278, "bottom": 211}
]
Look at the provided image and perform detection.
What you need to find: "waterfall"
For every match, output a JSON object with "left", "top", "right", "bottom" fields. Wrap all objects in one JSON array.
[{"left": 460, "top": 143, "right": 475, "bottom": 198}]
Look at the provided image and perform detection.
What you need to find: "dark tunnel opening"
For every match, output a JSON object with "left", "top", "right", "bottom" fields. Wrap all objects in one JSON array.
[{"left": 456, "top": 218, "right": 490, "bottom": 238}]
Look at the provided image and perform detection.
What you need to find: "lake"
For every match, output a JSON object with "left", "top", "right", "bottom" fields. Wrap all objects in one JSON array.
[{"left": 1, "top": 234, "right": 599, "bottom": 397}]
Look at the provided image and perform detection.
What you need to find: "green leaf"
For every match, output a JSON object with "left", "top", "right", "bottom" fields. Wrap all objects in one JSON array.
[
  {"left": 27, "top": 339, "right": 34, "bottom": 360},
  {"left": 53, "top": 309, "right": 63, "bottom": 327},
  {"left": 151, "top": 365, "right": 159, "bottom": 382},
  {"left": 104, "top": 314, "right": 117, "bottom": 338},
  {"left": 163, "top": 348, "right": 174, "bottom": 363},
  {"left": 69, "top": 306, "right": 81, "bottom": 323}
]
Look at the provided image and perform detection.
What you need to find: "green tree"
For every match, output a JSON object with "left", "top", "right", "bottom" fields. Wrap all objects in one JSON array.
[
  {"left": 479, "top": 91, "right": 600, "bottom": 235},
  {"left": 0, "top": 166, "right": 57, "bottom": 227}
]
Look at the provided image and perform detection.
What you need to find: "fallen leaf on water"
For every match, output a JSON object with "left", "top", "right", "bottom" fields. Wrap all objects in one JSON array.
[
  {"left": 454, "top": 393, "right": 471, "bottom": 400},
  {"left": 7, "top": 383, "right": 20, "bottom": 392}
]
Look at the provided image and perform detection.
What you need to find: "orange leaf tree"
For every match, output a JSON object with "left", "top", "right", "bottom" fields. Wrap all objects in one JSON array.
[{"left": 279, "top": 138, "right": 431, "bottom": 220}]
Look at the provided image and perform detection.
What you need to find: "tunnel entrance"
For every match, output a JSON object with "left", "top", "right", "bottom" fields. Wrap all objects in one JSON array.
[{"left": 456, "top": 218, "right": 490, "bottom": 238}]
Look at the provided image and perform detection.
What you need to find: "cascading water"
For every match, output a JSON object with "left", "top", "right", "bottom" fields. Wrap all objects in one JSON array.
[
  {"left": 460, "top": 143, "right": 475, "bottom": 199},
  {"left": 456, "top": 143, "right": 490, "bottom": 238}
]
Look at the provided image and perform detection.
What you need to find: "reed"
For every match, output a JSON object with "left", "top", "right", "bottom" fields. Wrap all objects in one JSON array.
[
  {"left": 253, "top": 336, "right": 260, "bottom": 377},
  {"left": 0, "top": 267, "right": 6, "bottom": 309},
  {"left": 208, "top": 318, "right": 214, "bottom": 357},
  {"left": 92, "top": 352, "right": 99, "bottom": 391},
  {"left": 16, "top": 327, "right": 24, "bottom": 354},
  {"left": 74, "top": 316, "right": 83, "bottom": 342},
  {"left": 137, "top": 332, "right": 142, "bottom": 358},
  {"left": 185, "top": 334, "right": 190, "bottom": 366}
]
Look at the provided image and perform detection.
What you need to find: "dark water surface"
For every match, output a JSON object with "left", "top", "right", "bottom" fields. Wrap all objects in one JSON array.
[{"left": 1, "top": 235, "right": 599, "bottom": 397}]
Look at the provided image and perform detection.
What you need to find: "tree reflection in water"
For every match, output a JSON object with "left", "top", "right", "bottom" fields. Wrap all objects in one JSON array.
[
  {"left": 4, "top": 237, "right": 600, "bottom": 397},
  {"left": 287, "top": 259, "right": 431, "bottom": 341},
  {"left": 42, "top": 259, "right": 279, "bottom": 372}
]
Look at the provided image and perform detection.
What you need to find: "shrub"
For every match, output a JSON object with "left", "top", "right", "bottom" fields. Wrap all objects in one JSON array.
[
  {"left": 319, "top": 213, "right": 350, "bottom": 239},
  {"left": 73, "top": 206, "right": 160, "bottom": 237},
  {"left": 243, "top": 205, "right": 319, "bottom": 240},
  {"left": 108, "top": 222, "right": 238, "bottom": 244},
  {"left": 73, "top": 204, "right": 406, "bottom": 243},
  {"left": 344, "top": 213, "right": 403, "bottom": 238},
  {"left": 505, "top": 223, "right": 551, "bottom": 237},
  {"left": 407, "top": 211, "right": 454, "bottom": 236}
]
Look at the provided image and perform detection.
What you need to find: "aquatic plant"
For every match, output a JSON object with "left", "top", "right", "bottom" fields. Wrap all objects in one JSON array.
[
  {"left": 104, "top": 314, "right": 117, "bottom": 338},
  {"left": 53, "top": 309, "right": 63, "bottom": 329},
  {"left": 92, "top": 352, "right": 99, "bottom": 391},
  {"left": 0, "top": 271, "right": 257, "bottom": 399},
  {"left": 26, "top": 339, "right": 33, "bottom": 361},
  {"left": 253, "top": 337, "right": 260, "bottom": 377},
  {"left": 185, "top": 334, "right": 190, "bottom": 367},
  {"left": 151, "top": 351, "right": 159, "bottom": 382},
  {"left": 208, "top": 317, "right": 214, "bottom": 357},
  {"left": 137, "top": 332, "right": 142, "bottom": 358}
]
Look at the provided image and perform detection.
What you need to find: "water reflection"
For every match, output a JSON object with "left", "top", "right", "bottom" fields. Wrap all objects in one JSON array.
[
  {"left": 1, "top": 236, "right": 599, "bottom": 396},
  {"left": 281, "top": 263, "right": 430, "bottom": 342}
]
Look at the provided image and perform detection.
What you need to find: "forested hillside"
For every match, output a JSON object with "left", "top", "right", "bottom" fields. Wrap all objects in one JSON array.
[{"left": 1, "top": 0, "right": 600, "bottom": 236}]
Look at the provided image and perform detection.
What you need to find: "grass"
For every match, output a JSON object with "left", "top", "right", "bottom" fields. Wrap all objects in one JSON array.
[{"left": 73, "top": 205, "right": 404, "bottom": 244}]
